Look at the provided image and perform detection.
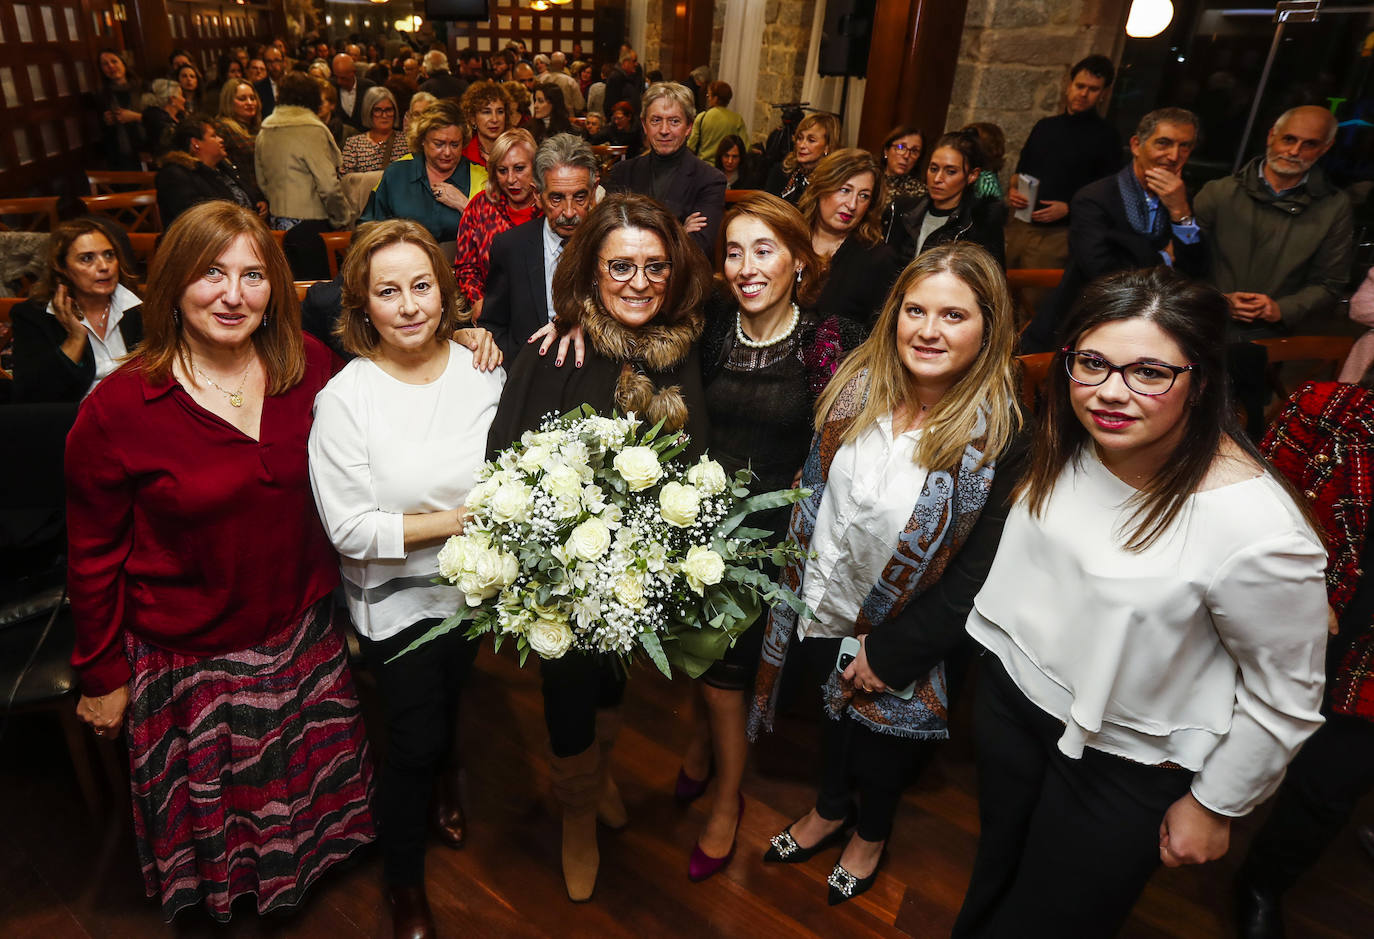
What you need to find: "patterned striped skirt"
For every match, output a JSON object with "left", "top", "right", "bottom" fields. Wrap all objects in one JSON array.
[{"left": 125, "top": 598, "right": 376, "bottom": 922}]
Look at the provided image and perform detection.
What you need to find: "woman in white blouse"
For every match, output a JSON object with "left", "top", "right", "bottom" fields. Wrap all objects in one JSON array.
[
  {"left": 747, "top": 242, "right": 1026, "bottom": 905},
  {"left": 952, "top": 268, "right": 1328, "bottom": 937},
  {"left": 308, "top": 219, "right": 504, "bottom": 938}
]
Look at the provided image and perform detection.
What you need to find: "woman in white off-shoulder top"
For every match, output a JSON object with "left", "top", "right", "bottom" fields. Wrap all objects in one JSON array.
[{"left": 952, "top": 267, "right": 1329, "bottom": 938}]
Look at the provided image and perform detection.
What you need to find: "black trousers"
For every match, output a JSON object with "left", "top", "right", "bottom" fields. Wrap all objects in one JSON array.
[
  {"left": 1240, "top": 709, "right": 1374, "bottom": 893},
  {"left": 541, "top": 651, "right": 626, "bottom": 757},
  {"left": 953, "top": 655, "right": 1193, "bottom": 939},
  {"left": 799, "top": 637, "right": 931, "bottom": 843},
  {"left": 358, "top": 618, "right": 479, "bottom": 886}
]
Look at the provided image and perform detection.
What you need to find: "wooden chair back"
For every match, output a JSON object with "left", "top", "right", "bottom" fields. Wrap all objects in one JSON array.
[
  {"left": 78, "top": 191, "right": 161, "bottom": 233},
  {"left": 590, "top": 144, "right": 628, "bottom": 175},
  {"left": 125, "top": 232, "right": 159, "bottom": 268},
  {"left": 1017, "top": 352, "right": 1056, "bottom": 414},
  {"left": 86, "top": 170, "right": 156, "bottom": 195},
  {"left": 0, "top": 197, "right": 61, "bottom": 232},
  {"left": 1253, "top": 335, "right": 1358, "bottom": 404},
  {"left": 295, "top": 281, "right": 322, "bottom": 301},
  {"left": 320, "top": 230, "right": 353, "bottom": 281},
  {"left": 1006, "top": 268, "right": 1063, "bottom": 330}
]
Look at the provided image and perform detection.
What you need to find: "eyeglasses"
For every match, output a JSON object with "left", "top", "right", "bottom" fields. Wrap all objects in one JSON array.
[
  {"left": 1062, "top": 348, "right": 1196, "bottom": 396},
  {"left": 600, "top": 258, "right": 672, "bottom": 283},
  {"left": 889, "top": 142, "right": 918, "bottom": 153},
  {"left": 372, "top": 106, "right": 396, "bottom": 116}
]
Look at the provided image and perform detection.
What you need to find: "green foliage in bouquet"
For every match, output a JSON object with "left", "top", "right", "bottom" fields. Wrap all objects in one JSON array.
[{"left": 393, "top": 405, "right": 810, "bottom": 678}]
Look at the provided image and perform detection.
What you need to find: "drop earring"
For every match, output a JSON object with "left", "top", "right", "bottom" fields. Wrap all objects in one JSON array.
[
  {"left": 173, "top": 307, "right": 181, "bottom": 325},
  {"left": 795, "top": 268, "right": 803, "bottom": 284}
]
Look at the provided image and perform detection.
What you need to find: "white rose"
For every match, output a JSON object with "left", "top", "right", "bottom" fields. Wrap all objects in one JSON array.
[
  {"left": 498, "top": 550, "right": 519, "bottom": 586},
  {"left": 659, "top": 481, "right": 701, "bottom": 527},
  {"left": 613, "top": 573, "right": 646, "bottom": 608},
  {"left": 682, "top": 545, "right": 726, "bottom": 596},
  {"left": 456, "top": 546, "right": 516, "bottom": 605},
  {"left": 566, "top": 517, "right": 612, "bottom": 561},
  {"left": 614, "top": 446, "right": 663, "bottom": 491},
  {"left": 517, "top": 444, "right": 552, "bottom": 474},
  {"left": 488, "top": 481, "right": 532, "bottom": 524},
  {"left": 436, "top": 535, "right": 468, "bottom": 581},
  {"left": 527, "top": 612, "right": 575, "bottom": 659},
  {"left": 687, "top": 458, "right": 730, "bottom": 496},
  {"left": 541, "top": 460, "right": 584, "bottom": 501}
]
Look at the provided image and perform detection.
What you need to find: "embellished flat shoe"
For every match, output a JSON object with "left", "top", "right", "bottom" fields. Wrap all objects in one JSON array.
[
  {"left": 688, "top": 793, "right": 744, "bottom": 882},
  {"left": 762, "top": 812, "right": 851, "bottom": 864},
  {"left": 826, "top": 855, "right": 883, "bottom": 906}
]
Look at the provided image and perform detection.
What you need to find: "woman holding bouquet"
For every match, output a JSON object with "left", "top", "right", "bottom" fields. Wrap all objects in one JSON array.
[
  {"left": 308, "top": 219, "right": 505, "bottom": 939},
  {"left": 678, "top": 192, "right": 865, "bottom": 881},
  {"left": 748, "top": 242, "right": 1027, "bottom": 905},
  {"left": 486, "top": 192, "right": 714, "bottom": 902}
]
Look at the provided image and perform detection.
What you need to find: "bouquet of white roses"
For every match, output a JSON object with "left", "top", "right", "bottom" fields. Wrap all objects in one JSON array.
[{"left": 396, "top": 405, "right": 809, "bottom": 678}]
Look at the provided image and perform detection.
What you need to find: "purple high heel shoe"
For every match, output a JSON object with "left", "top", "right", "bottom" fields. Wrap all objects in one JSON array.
[
  {"left": 687, "top": 793, "right": 745, "bottom": 882},
  {"left": 673, "top": 763, "right": 714, "bottom": 804}
]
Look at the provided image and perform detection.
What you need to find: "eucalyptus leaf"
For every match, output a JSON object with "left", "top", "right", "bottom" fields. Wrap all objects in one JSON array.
[{"left": 639, "top": 630, "right": 672, "bottom": 678}]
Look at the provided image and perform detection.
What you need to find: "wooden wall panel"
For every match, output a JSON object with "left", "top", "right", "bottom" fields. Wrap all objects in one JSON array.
[{"left": 444, "top": 0, "right": 600, "bottom": 61}]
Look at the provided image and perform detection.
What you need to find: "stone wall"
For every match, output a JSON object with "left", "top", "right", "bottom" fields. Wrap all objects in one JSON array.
[
  {"left": 948, "top": 0, "right": 1130, "bottom": 186},
  {"left": 747, "top": 0, "right": 817, "bottom": 140}
]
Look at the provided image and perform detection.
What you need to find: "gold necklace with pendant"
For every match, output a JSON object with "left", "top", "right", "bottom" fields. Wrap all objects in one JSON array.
[{"left": 191, "top": 355, "right": 253, "bottom": 407}]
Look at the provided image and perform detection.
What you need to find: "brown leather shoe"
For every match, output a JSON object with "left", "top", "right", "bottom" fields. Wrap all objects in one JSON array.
[
  {"left": 432, "top": 768, "right": 467, "bottom": 849},
  {"left": 390, "top": 885, "right": 436, "bottom": 939}
]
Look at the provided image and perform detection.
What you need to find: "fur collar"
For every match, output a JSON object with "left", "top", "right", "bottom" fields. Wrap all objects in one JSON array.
[
  {"left": 260, "top": 105, "right": 328, "bottom": 130},
  {"left": 579, "top": 298, "right": 703, "bottom": 433},
  {"left": 159, "top": 150, "right": 201, "bottom": 171},
  {"left": 580, "top": 297, "right": 703, "bottom": 372}
]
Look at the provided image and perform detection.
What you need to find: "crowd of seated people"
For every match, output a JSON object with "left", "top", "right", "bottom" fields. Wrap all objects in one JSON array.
[{"left": 4, "top": 31, "right": 1369, "bottom": 939}]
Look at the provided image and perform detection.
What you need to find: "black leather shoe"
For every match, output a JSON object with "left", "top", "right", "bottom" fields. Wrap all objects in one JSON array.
[
  {"left": 390, "top": 885, "right": 437, "bottom": 939},
  {"left": 1234, "top": 879, "right": 1285, "bottom": 939},
  {"left": 432, "top": 768, "right": 466, "bottom": 849}
]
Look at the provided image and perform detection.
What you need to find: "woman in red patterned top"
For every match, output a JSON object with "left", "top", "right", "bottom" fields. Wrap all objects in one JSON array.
[
  {"left": 1235, "top": 377, "right": 1374, "bottom": 934},
  {"left": 67, "top": 201, "right": 375, "bottom": 923},
  {"left": 454, "top": 128, "right": 541, "bottom": 318}
]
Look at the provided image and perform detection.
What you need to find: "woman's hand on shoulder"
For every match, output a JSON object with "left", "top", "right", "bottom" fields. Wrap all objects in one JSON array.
[
  {"left": 1159, "top": 791, "right": 1231, "bottom": 867},
  {"left": 453, "top": 326, "right": 503, "bottom": 371},
  {"left": 76, "top": 685, "right": 129, "bottom": 737},
  {"left": 530, "top": 321, "right": 585, "bottom": 367}
]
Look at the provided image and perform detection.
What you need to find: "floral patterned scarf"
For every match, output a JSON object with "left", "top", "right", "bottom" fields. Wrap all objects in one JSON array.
[{"left": 746, "top": 371, "right": 997, "bottom": 740}]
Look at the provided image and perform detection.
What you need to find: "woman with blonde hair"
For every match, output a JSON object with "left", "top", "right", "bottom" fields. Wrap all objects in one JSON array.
[
  {"left": 361, "top": 98, "right": 488, "bottom": 245},
  {"left": 68, "top": 201, "right": 375, "bottom": 922},
  {"left": 799, "top": 148, "right": 901, "bottom": 327},
  {"left": 766, "top": 112, "right": 841, "bottom": 204},
  {"left": 310, "top": 219, "right": 504, "bottom": 938},
  {"left": 453, "top": 128, "right": 540, "bottom": 314},
  {"left": 750, "top": 242, "right": 1026, "bottom": 906},
  {"left": 215, "top": 77, "right": 262, "bottom": 179}
]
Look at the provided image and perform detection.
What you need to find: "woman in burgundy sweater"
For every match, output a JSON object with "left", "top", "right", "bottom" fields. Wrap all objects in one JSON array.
[{"left": 66, "top": 201, "right": 375, "bottom": 923}]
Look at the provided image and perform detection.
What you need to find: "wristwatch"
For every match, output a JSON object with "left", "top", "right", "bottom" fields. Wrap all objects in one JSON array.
[{"left": 1172, "top": 214, "right": 1195, "bottom": 226}]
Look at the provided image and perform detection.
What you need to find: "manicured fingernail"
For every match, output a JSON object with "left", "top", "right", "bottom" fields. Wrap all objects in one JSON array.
[
  {"left": 575, "top": 360, "right": 582, "bottom": 367},
  {"left": 555, "top": 357, "right": 564, "bottom": 366}
]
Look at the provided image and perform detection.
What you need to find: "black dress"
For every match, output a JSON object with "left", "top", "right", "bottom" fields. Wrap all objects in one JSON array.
[
  {"left": 697, "top": 292, "right": 865, "bottom": 689},
  {"left": 814, "top": 236, "right": 903, "bottom": 329}
]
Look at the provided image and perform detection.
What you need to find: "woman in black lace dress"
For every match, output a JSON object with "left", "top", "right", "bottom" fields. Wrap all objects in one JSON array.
[{"left": 680, "top": 192, "right": 864, "bottom": 882}]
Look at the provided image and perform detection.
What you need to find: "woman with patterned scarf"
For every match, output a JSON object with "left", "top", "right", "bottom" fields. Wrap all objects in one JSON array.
[{"left": 748, "top": 242, "right": 1027, "bottom": 905}]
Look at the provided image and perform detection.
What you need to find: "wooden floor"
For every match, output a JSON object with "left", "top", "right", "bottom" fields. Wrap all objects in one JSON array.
[{"left": 2, "top": 646, "right": 1372, "bottom": 939}]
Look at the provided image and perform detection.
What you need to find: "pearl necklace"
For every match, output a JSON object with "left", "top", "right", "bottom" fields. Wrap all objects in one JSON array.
[{"left": 736, "top": 303, "right": 800, "bottom": 349}]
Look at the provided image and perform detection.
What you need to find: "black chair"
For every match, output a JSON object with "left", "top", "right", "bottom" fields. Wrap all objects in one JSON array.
[{"left": 0, "top": 403, "right": 121, "bottom": 816}]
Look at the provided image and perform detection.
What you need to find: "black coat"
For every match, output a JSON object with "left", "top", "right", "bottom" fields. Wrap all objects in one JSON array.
[
  {"left": 255, "top": 77, "right": 276, "bottom": 118},
  {"left": 481, "top": 218, "right": 552, "bottom": 362},
  {"left": 154, "top": 156, "right": 263, "bottom": 227},
  {"left": 332, "top": 77, "right": 377, "bottom": 129},
  {"left": 1021, "top": 170, "right": 1209, "bottom": 352},
  {"left": 487, "top": 335, "right": 709, "bottom": 464},
  {"left": 418, "top": 71, "right": 465, "bottom": 103},
  {"left": 889, "top": 193, "right": 1007, "bottom": 269},
  {"left": 815, "top": 236, "right": 903, "bottom": 327},
  {"left": 10, "top": 299, "right": 144, "bottom": 403},
  {"left": 606, "top": 151, "right": 727, "bottom": 257}
]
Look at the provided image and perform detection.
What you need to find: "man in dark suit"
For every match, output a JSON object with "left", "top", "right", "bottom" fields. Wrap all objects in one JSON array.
[
  {"left": 419, "top": 50, "right": 466, "bottom": 101},
  {"left": 330, "top": 53, "right": 374, "bottom": 131},
  {"left": 255, "top": 46, "right": 286, "bottom": 118},
  {"left": 605, "top": 82, "right": 726, "bottom": 258},
  {"left": 1022, "top": 107, "right": 1206, "bottom": 353},
  {"left": 482, "top": 134, "right": 601, "bottom": 362}
]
